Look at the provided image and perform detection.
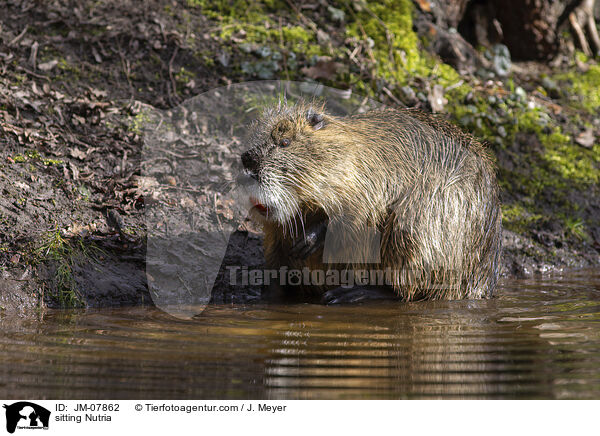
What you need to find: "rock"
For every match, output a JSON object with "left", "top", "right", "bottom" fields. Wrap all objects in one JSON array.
[
  {"left": 491, "top": 43, "right": 511, "bottom": 77},
  {"left": 414, "top": 18, "right": 484, "bottom": 74},
  {"left": 575, "top": 127, "right": 595, "bottom": 148},
  {"left": 428, "top": 84, "right": 447, "bottom": 112},
  {"left": 400, "top": 85, "right": 417, "bottom": 104}
]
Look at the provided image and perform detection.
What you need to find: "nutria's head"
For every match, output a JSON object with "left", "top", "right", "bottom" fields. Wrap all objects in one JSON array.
[{"left": 239, "top": 102, "right": 335, "bottom": 224}]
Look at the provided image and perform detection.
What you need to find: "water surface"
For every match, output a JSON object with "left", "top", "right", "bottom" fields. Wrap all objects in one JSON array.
[{"left": 1, "top": 270, "right": 599, "bottom": 399}]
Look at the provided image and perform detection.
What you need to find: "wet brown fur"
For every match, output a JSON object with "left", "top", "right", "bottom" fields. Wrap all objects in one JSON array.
[{"left": 243, "top": 101, "right": 502, "bottom": 301}]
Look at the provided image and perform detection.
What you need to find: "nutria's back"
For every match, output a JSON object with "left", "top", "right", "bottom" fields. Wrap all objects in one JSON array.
[{"left": 240, "top": 102, "right": 502, "bottom": 301}]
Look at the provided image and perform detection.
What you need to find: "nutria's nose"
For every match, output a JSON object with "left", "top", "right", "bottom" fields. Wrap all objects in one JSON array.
[{"left": 241, "top": 150, "right": 260, "bottom": 178}]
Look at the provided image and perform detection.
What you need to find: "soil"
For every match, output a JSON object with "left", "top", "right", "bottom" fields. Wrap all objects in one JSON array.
[{"left": 0, "top": 0, "right": 598, "bottom": 313}]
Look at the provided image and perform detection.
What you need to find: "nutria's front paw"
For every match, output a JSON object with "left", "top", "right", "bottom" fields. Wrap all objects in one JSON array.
[{"left": 290, "top": 220, "right": 328, "bottom": 259}]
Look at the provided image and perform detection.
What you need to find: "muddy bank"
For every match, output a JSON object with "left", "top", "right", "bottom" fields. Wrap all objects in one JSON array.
[{"left": 0, "top": 0, "right": 598, "bottom": 312}]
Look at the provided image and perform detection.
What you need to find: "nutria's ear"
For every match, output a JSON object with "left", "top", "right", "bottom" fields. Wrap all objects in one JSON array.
[{"left": 306, "top": 108, "right": 325, "bottom": 131}]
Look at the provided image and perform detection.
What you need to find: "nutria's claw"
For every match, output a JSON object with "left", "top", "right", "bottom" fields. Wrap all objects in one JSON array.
[{"left": 290, "top": 221, "right": 328, "bottom": 259}]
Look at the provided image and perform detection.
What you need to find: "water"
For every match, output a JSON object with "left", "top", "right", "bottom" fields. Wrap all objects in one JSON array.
[{"left": 1, "top": 270, "right": 599, "bottom": 399}]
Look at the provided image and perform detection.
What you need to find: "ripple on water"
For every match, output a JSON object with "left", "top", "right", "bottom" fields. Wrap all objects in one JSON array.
[{"left": 0, "top": 270, "right": 599, "bottom": 399}]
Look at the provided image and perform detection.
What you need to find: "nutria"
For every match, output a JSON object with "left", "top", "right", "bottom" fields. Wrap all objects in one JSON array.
[{"left": 239, "top": 101, "right": 501, "bottom": 303}]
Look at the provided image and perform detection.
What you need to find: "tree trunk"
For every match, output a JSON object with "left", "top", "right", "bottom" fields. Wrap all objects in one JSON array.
[{"left": 421, "top": 1, "right": 598, "bottom": 61}]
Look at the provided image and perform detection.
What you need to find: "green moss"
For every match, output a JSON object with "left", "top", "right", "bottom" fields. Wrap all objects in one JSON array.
[
  {"left": 189, "top": 0, "right": 597, "bottom": 247},
  {"left": 344, "top": 0, "right": 466, "bottom": 92},
  {"left": 575, "top": 51, "right": 589, "bottom": 63},
  {"left": 189, "top": 0, "right": 467, "bottom": 90},
  {"left": 223, "top": 23, "right": 325, "bottom": 59},
  {"left": 447, "top": 77, "right": 598, "bottom": 243},
  {"left": 57, "top": 58, "right": 79, "bottom": 75},
  {"left": 11, "top": 150, "right": 63, "bottom": 166},
  {"left": 43, "top": 159, "right": 63, "bottom": 166},
  {"left": 175, "top": 66, "right": 196, "bottom": 84},
  {"left": 34, "top": 229, "right": 83, "bottom": 308},
  {"left": 195, "top": 49, "right": 216, "bottom": 67},
  {"left": 556, "top": 64, "right": 600, "bottom": 113},
  {"left": 128, "top": 110, "right": 151, "bottom": 135},
  {"left": 514, "top": 110, "right": 598, "bottom": 187},
  {"left": 450, "top": 86, "right": 598, "bottom": 190},
  {"left": 11, "top": 72, "right": 27, "bottom": 87},
  {"left": 281, "top": 26, "right": 324, "bottom": 57},
  {"left": 502, "top": 204, "right": 543, "bottom": 233},
  {"left": 196, "top": 0, "right": 284, "bottom": 14},
  {"left": 345, "top": 0, "right": 418, "bottom": 82},
  {"left": 544, "top": 134, "right": 598, "bottom": 184},
  {"left": 189, "top": 0, "right": 330, "bottom": 79},
  {"left": 187, "top": 0, "right": 283, "bottom": 33}
]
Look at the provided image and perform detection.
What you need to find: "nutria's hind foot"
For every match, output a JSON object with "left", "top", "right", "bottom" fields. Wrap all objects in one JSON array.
[
  {"left": 290, "top": 220, "right": 328, "bottom": 259},
  {"left": 321, "top": 286, "right": 400, "bottom": 305}
]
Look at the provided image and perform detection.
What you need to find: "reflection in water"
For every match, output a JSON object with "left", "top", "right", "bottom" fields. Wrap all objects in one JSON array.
[{"left": 0, "top": 270, "right": 599, "bottom": 399}]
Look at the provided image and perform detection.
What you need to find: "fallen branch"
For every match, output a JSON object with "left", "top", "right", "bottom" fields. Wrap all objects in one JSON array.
[{"left": 8, "top": 25, "right": 28, "bottom": 47}]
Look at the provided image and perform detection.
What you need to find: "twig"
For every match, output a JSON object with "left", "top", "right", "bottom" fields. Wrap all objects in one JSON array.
[
  {"left": 557, "top": 0, "right": 586, "bottom": 30},
  {"left": 116, "top": 38, "right": 134, "bottom": 98},
  {"left": 585, "top": 6, "right": 600, "bottom": 53},
  {"left": 9, "top": 25, "right": 28, "bottom": 46},
  {"left": 569, "top": 12, "right": 592, "bottom": 56},
  {"left": 163, "top": 185, "right": 204, "bottom": 193},
  {"left": 17, "top": 66, "right": 50, "bottom": 81},
  {"left": 213, "top": 193, "right": 223, "bottom": 232},
  {"left": 382, "top": 87, "right": 406, "bottom": 107},
  {"left": 168, "top": 45, "right": 179, "bottom": 103},
  {"left": 121, "top": 150, "right": 128, "bottom": 176},
  {"left": 157, "top": 148, "right": 200, "bottom": 159},
  {"left": 29, "top": 41, "right": 38, "bottom": 69},
  {"left": 445, "top": 80, "right": 464, "bottom": 91}
]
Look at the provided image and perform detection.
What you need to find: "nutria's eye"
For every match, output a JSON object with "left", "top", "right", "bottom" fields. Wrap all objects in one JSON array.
[{"left": 279, "top": 138, "right": 291, "bottom": 147}]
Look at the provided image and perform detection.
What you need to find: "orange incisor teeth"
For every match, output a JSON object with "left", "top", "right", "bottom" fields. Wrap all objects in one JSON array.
[{"left": 250, "top": 196, "right": 268, "bottom": 214}]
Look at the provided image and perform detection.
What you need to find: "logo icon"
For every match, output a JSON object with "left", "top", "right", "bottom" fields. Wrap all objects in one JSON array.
[{"left": 3, "top": 402, "right": 50, "bottom": 434}]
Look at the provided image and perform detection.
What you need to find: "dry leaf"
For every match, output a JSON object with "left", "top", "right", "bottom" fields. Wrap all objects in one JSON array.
[
  {"left": 415, "top": 0, "right": 431, "bottom": 12},
  {"left": 301, "top": 60, "right": 344, "bottom": 80},
  {"left": 575, "top": 128, "right": 595, "bottom": 148},
  {"left": 69, "top": 147, "right": 87, "bottom": 160},
  {"left": 38, "top": 60, "right": 58, "bottom": 71}
]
